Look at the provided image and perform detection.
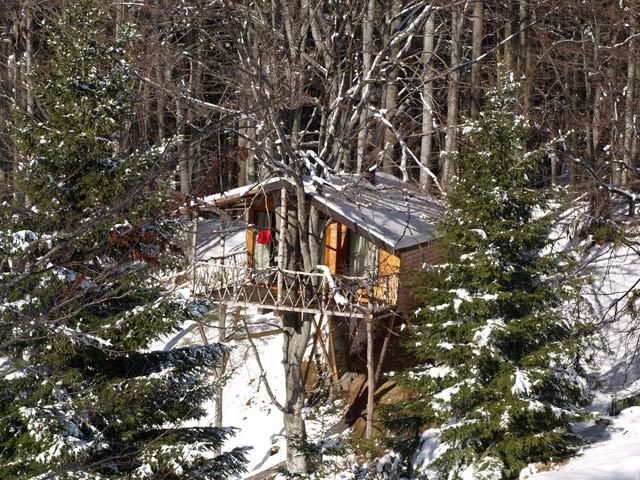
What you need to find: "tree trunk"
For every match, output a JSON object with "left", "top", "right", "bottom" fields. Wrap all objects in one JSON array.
[
  {"left": 443, "top": 4, "right": 464, "bottom": 189},
  {"left": 519, "top": 1, "right": 533, "bottom": 116},
  {"left": 282, "top": 312, "right": 311, "bottom": 474},
  {"left": 420, "top": 13, "right": 436, "bottom": 189},
  {"left": 622, "top": 18, "right": 637, "bottom": 187},
  {"left": 365, "top": 313, "right": 375, "bottom": 439},
  {"left": 176, "top": 97, "right": 191, "bottom": 195},
  {"left": 503, "top": 1, "right": 514, "bottom": 71},
  {"left": 470, "top": 0, "right": 484, "bottom": 119},
  {"left": 356, "top": 0, "right": 376, "bottom": 173},
  {"left": 156, "top": 64, "right": 166, "bottom": 143},
  {"left": 24, "top": 0, "right": 33, "bottom": 116},
  {"left": 276, "top": 181, "right": 312, "bottom": 474},
  {"left": 382, "top": 0, "right": 402, "bottom": 175},
  {"left": 238, "top": 118, "right": 248, "bottom": 187}
]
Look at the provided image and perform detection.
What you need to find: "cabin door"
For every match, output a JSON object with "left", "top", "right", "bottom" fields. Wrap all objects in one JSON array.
[{"left": 252, "top": 210, "right": 276, "bottom": 272}]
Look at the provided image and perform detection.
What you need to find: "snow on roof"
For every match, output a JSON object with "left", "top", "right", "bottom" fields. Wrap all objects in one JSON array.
[
  {"left": 200, "top": 172, "right": 442, "bottom": 252},
  {"left": 304, "top": 172, "right": 441, "bottom": 251},
  {"left": 195, "top": 219, "right": 247, "bottom": 262},
  {"left": 201, "top": 177, "right": 286, "bottom": 208}
]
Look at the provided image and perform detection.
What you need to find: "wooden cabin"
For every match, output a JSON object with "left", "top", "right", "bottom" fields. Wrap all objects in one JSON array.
[
  {"left": 196, "top": 172, "right": 441, "bottom": 315},
  {"left": 194, "top": 172, "right": 442, "bottom": 374}
]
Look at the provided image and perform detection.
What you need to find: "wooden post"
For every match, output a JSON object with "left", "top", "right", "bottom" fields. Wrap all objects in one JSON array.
[
  {"left": 365, "top": 312, "right": 375, "bottom": 440},
  {"left": 215, "top": 302, "right": 227, "bottom": 456},
  {"left": 303, "top": 317, "right": 322, "bottom": 385},
  {"left": 314, "top": 316, "right": 339, "bottom": 384},
  {"left": 214, "top": 216, "right": 227, "bottom": 453},
  {"left": 190, "top": 216, "right": 209, "bottom": 343},
  {"left": 277, "top": 187, "right": 287, "bottom": 303},
  {"left": 374, "top": 315, "right": 395, "bottom": 384}
]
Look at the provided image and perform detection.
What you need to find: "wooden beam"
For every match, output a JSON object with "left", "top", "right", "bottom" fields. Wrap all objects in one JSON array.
[
  {"left": 314, "top": 316, "right": 339, "bottom": 384},
  {"left": 365, "top": 312, "right": 375, "bottom": 440}
]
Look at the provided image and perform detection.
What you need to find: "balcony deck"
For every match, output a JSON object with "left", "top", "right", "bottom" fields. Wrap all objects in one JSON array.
[{"left": 192, "top": 258, "right": 398, "bottom": 318}]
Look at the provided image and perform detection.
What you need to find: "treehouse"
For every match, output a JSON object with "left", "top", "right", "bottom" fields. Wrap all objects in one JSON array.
[{"left": 193, "top": 172, "right": 442, "bottom": 320}]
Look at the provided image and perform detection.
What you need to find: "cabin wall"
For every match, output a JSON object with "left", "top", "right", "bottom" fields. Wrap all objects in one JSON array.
[
  {"left": 400, "top": 241, "right": 444, "bottom": 268},
  {"left": 378, "top": 249, "right": 400, "bottom": 276},
  {"left": 324, "top": 222, "right": 348, "bottom": 274},
  {"left": 376, "top": 249, "right": 400, "bottom": 305},
  {"left": 396, "top": 241, "right": 444, "bottom": 310}
]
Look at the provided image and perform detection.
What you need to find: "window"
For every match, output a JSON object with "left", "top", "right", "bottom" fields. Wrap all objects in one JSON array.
[{"left": 348, "top": 232, "right": 376, "bottom": 276}]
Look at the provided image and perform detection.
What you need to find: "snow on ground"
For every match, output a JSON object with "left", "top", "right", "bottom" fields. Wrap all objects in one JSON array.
[
  {"left": 525, "top": 235, "right": 640, "bottom": 479},
  {"left": 585, "top": 243, "right": 640, "bottom": 396},
  {"left": 157, "top": 308, "right": 345, "bottom": 478},
  {"left": 526, "top": 406, "right": 640, "bottom": 480},
  {"left": 156, "top": 311, "right": 288, "bottom": 475},
  {"left": 217, "top": 316, "right": 288, "bottom": 475}
]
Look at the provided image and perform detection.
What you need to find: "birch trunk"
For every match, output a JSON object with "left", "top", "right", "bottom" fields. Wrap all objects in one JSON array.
[
  {"left": 382, "top": 0, "right": 402, "bottom": 175},
  {"left": 356, "top": 0, "right": 376, "bottom": 173},
  {"left": 622, "top": 20, "right": 637, "bottom": 187},
  {"left": 443, "top": 5, "right": 464, "bottom": 189},
  {"left": 167, "top": 59, "right": 190, "bottom": 195},
  {"left": 420, "top": 13, "right": 436, "bottom": 188},
  {"left": 470, "top": 0, "right": 483, "bottom": 120}
]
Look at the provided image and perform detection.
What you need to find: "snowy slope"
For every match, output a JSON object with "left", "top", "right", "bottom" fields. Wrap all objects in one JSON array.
[
  {"left": 526, "top": 407, "right": 640, "bottom": 479},
  {"left": 216, "top": 318, "right": 288, "bottom": 475},
  {"left": 157, "top": 312, "right": 288, "bottom": 475},
  {"left": 158, "top": 309, "right": 345, "bottom": 478},
  {"left": 524, "top": 239, "right": 640, "bottom": 479}
]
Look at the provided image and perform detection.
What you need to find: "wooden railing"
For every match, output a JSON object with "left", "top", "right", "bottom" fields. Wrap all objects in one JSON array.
[{"left": 192, "top": 258, "right": 398, "bottom": 317}]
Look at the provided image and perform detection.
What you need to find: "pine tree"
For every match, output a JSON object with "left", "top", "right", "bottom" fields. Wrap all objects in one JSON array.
[
  {"left": 0, "top": 3, "right": 247, "bottom": 478},
  {"left": 399, "top": 74, "right": 593, "bottom": 479}
]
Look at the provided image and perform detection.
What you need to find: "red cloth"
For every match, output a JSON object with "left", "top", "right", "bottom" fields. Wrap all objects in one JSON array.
[{"left": 256, "top": 229, "right": 273, "bottom": 245}]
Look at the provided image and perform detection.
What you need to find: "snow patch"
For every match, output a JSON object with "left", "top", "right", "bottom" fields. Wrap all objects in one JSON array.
[{"left": 511, "top": 369, "right": 532, "bottom": 396}]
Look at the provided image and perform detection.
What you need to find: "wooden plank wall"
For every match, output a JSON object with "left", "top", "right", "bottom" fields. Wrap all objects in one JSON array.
[
  {"left": 378, "top": 249, "right": 400, "bottom": 276},
  {"left": 376, "top": 249, "right": 400, "bottom": 305},
  {"left": 324, "top": 222, "right": 348, "bottom": 274},
  {"left": 246, "top": 206, "right": 254, "bottom": 268}
]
